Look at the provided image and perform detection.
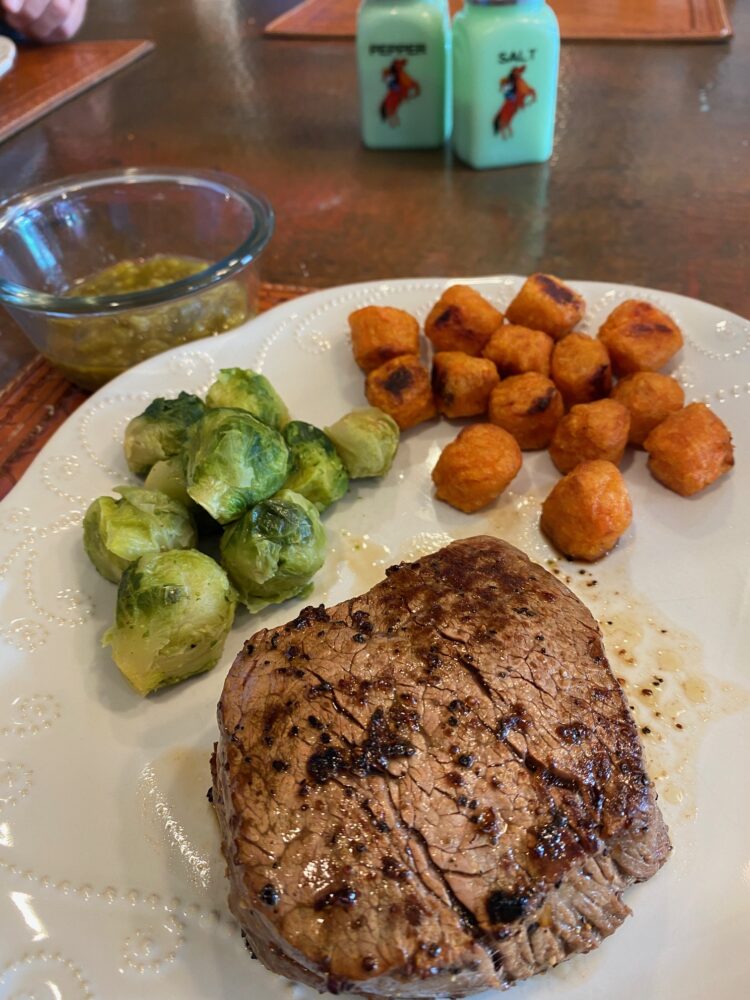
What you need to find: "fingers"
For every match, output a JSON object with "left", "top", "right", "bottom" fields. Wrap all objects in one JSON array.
[
  {"left": 47, "top": 0, "right": 87, "bottom": 42},
  {"left": 12, "top": 0, "right": 49, "bottom": 20},
  {"left": 4, "top": 0, "right": 88, "bottom": 42},
  {"left": 1, "top": 0, "right": 25, "bottom": 15},
  {"left": 33, "top": 0, "right": 73, "bottom": 38}
]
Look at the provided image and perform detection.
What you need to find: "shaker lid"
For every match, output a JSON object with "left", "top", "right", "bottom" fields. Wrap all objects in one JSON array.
[{"left": 467, "top": 0, "right": 540, "bottom": 6}]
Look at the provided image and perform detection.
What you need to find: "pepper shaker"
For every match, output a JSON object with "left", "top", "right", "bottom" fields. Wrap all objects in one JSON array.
[{"left": 356, "top": 0, "right": 452, "bottom": 149}]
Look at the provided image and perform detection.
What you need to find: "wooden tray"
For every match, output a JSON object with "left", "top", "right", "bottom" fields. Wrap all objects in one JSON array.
[
  {"left": 0, "top": 282, "right": 311, "bottom": 500},
  {"left": 265, "top": 0, "right": 733, "bottom": 42},
  {"left": 0, "top": 38, "right": 154, "bottom": 145}
]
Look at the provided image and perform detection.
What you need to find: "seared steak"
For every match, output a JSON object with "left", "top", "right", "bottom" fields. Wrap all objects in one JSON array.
[{"left": 211, "top": 536, "right": 670, "bottom": 995}]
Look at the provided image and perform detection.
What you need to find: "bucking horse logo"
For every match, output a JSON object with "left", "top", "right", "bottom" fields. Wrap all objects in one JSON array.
[
  {"left": 493, "top": 64, "right": 537, "bottom": 138},
  {"left": 380, "top": 58, "right": 421, "bottom": 126}
]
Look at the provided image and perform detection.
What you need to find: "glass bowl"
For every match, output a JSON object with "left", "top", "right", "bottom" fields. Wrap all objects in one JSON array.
[{"left": 0, "top": 168, "right": 274, "bottom": 389}]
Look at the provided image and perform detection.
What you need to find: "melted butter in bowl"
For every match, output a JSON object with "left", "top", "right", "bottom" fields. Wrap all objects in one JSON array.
[{"left": 49, "top": 255, "right": 248, "bottom": 389}]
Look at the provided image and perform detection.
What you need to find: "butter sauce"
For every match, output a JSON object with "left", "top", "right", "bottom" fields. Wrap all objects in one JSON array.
[
  {"left": 316, "top": 528, "right": 393, "bottom": 596},
  {"left": 543, "top": 562, "right": 748, "bottom": 822}
]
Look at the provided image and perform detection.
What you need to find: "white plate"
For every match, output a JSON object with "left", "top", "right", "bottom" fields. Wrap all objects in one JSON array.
[
  {"left": 0, "top": 38, "right": 16, "bottom": 80},
  {"left": 0, "top": 277, "right": 748, "bottom": 1000}
]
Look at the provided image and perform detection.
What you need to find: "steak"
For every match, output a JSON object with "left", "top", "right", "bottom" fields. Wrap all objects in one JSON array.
[{"left": 211, "top": 536, "right": 670, "bottom": 996}]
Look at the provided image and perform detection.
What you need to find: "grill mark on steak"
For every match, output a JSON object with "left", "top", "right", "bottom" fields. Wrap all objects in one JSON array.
[
  {"left": 314, "top": 885, "right": 359, "bottom": 911},
  {"left": 433, "top": 647, "right": 602, "bottom": 866},
  {"left": 308, "top": 709, "right": 418, "bottom": 784},
  {"left": 212, "top": 537, "right": 670, "bottom": 996},
  {"left": 405, "top": 819, "right": 481, "bottom": 936},
  {"left": 453, "top": 646, "right": 498, "bottom": 704},
  {"left": 304, "top": 663, "right": 368, "bottom": 732},
  {"left": 487, "top": 889, "right": 530, "bottom": 924}
]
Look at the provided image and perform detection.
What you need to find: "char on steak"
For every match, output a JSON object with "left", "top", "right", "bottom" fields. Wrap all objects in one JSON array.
[{"left": 211, "top": 536, "right": 670, "bottom": 996}]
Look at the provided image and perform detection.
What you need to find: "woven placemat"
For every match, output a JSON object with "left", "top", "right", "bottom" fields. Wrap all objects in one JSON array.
[
  {"left": 265, "top": 0, "right": 732, "bottom": 41},
  {"left": 0, "top": 281, "right": 311, "bottom": 501},
  {"left": 0, "top": 39, "right": 155, "bottom": 145}
]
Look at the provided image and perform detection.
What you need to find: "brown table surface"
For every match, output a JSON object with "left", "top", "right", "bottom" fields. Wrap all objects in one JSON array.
[{"left": 0, "top": 0, "right": 748, "bottom": 391}]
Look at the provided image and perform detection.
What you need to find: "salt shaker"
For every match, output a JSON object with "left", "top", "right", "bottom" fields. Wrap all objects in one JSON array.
[{"left": 453, "top": 0, "right": 560, "bottom": 169}]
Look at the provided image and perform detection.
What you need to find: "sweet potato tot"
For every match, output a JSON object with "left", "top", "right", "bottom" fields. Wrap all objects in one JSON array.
[
  {"left": 482, "top": 324, "right": 554, "bottom": 377},
  {"left": 611, "top": 372, "right": 685, "bottom": 446},
  {"left": 432, "top": 352, "right": 500, "bottom": 418},
  {"left": 425, "top": 285, "right": 503, "bottom": 356},
  {"left": 598, "top": 300, "right": 683, "bottom": 375},
  {"left": 541, "top": 460, "right": 633, "bottom": 562},
  {"left": 549, "top": 399, "right": 631, "bottom": 474},
  {"left": 349, "top": 305, "right": 420, "bottom": 373},
  {"left": 488, "top": 372, "right": 564, "bottom": 450},
  {"left": 432, "top": 424, "right": 522, "bottom": 513},
  {"left": 644, "top": 402, "right": 733, "bottom": 496},
  {"left": 365, "top": 355, "right": 436, "bottom": 430},
  {"left": 550, "top": 332, "right": 612, "bottom": 408},
  {"left": 505, "top": 274, "right": 585, "bottom": 340}
]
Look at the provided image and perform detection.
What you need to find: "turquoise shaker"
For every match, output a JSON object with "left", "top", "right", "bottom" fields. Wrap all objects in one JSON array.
[
  {"left": 453, "top": 0, "right": 560, "bottom": 169},
  {"left": 356, "top": 0, "right": 452, "bottom": 149}
]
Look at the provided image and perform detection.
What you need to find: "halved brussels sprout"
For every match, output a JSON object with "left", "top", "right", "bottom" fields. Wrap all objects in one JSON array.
[
  {"left": 185, "top": 408, "right": 289, "bottom": 525},
  {"left": 83, "top": 486, "right": 197, "bottom": 583},
  {"left": 325, "top": 407, "right": 400, "bottom": 479},
  {"left": 283, "top": 420, "right": 349, "bottom": 512},
  {"left": 124, "top": 392, "right": 205, "bottom": 476},
  {"left": 206, "top": 368, "right": 289, "bottom": 430},
  {"left": 220, "top": 489, "right": 326, "bottom": 613},
  {"left": 103, "top": 549, "right": 237, "bottom": 696}
]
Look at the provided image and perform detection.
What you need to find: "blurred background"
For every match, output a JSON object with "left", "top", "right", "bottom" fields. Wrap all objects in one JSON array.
[{"left": 0, "top": 0, "right": 747, "bottom": 380}]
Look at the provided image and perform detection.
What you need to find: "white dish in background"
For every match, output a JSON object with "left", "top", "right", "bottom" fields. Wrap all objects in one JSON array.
[
  {"left": 0, "top": 38, "right": 16, "bottom": 80},
  {"left": 0, "top": 277, "right": 748, "bottom": 999}
]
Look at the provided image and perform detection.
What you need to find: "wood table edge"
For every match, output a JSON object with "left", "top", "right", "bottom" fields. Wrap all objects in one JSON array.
[{"left": 0, "top": 39, "right": 155, "bottom": 146}]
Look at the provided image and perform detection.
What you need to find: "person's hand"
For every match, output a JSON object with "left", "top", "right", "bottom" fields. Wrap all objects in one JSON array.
[{"left": 1, "top": 0, "right": 88, "bottom": 43}]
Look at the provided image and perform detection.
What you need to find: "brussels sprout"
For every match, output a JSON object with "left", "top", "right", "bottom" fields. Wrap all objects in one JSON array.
[
  {"left": 185, "top": 408, "right": 289, "bottom": 525},
  {"left": 144, "top": 455, "right": 191, "bottom": 507},
  {"left": 83, "top": 486, "right": 197, "bottom": 583},
  {"left": 124, "top": 392, "right": 205, "bottom": 476},
  {"left": 282, "top": 420, "right": 349, "bottom": 512},
  {"left": 325, "top": 407, "right": 400, "bottom": 479},
  {"left": 220, "top": 489, "right": 326, "bottom": 612},
  {"left": 206, "top": 368, "right": 289, "bottom": 430},
  {"left": 145, "top": 456, "right": 224, "bottom": 536},
  {"left": 103, "top": 549, "right": 237, "bottom": 696}
]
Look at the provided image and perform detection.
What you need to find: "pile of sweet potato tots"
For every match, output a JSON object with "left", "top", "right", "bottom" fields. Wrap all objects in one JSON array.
[{"left": 348, "top": 274, "right": 734, "bottom": 562}]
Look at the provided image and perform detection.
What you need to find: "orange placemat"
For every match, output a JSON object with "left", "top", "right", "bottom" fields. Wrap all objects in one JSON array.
[
  {"left": 0, "top": 38, "right": 154, "bottom": 145},
  {"left": 265, "top": 0, "right": 732, "bottom": 41},
  {"left": 0, "top": 281, "right": 311, "bottom": 500}
]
